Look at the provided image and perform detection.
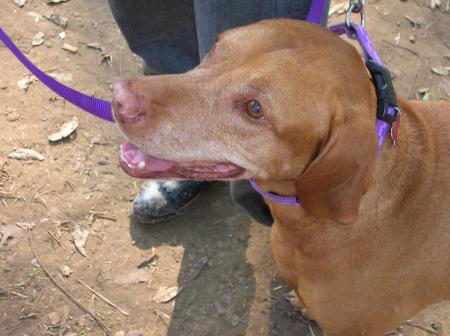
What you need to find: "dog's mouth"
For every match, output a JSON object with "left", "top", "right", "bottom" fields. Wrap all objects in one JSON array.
[{"left": 119, "top": 141, "right": 245, "bottom": 179}]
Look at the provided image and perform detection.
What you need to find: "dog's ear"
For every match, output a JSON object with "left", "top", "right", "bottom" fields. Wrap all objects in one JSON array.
[{"left": 295, "top": 117, "right": 377, "bottom": 224}]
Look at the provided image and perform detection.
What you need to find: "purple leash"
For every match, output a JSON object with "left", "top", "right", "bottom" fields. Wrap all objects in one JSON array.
[
  {"left": 0, "top": 1, "right": 397, "bottom": 207},
  {"left": 0, "top": 0, "right": 328, "bottom": 123},
  {"left": 0, "top": 27, "right": 113, "bottom": 122}
]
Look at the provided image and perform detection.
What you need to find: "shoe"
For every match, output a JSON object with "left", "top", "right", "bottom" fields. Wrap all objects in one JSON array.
[{"left": 132, "top": 180, "right": 205, "bottom": 224}]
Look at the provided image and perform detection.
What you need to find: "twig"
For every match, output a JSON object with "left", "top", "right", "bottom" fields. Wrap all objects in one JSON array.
[
  {"left": 4, "top": 289, "right": 29, "bottom": 298},
  {"left": 18, "top": 313, "right": 38, "bottom": 320},
  {"left": 407, "top": 67, "right": 420, "bottom": 99},
  {"left": 404, "top": 321, "right": 439, "bottom": 335},
  {"left": 307, "top": 321, "right": 317, "bottom": 336},
  {"left": 179, "top": 256, "right": 208, "bottom": 286},
  {"left": 153, "top": 309, "right": 170, "bottom": 327},
  {"left": 77, "top": 279, "right": 130, "bottom": 317},
  {"left": 27, "top": 229, "right": 112, "bottom": 336},
  {"left": 0, "top": 191, "right": 24, "bottom": 200},
  {"left": 381, "top": 40, "right": 420, "bottom": 57},
  {"left": 47, "top": 230, "right": 66, "bottom": 250},
  {"left": 25, "top": 185, "right": 45, "bottom": 213}
]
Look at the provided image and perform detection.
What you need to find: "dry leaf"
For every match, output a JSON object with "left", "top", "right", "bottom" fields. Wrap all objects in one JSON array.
[
  {"left": 48, "top": 117, "right": 78, "bottom": 142},
  {"left": 112, "top": 269, "right": 151, "bottom": 285},
  {"left": 8, "top": 148, "right": 44, "bottom": 161},
  {"left": 31, "top": 32, "right": 45, "bottom": 47},
  {"left": 72, "top": 225, "right": 89, "bottom": 257},
  {"left": 14, "top": 0, "right": 27, "bottom": 7},
  {"left": 44, "top": 13, "right": 68, "bottom": 28},
  {"left": 417, "top": 88, "right": 431, "bottom": 101},
  {"left": 431, "top": 66, "right": 449, "bottom": 76},
  {"left": 17, "top": 75, "right": 37, "bottom": 91},
  {"left": 404, "top": 15, "right": 426, "bottom": 28},
  {"left": 153, "top": 285, "right": 183, "bottom": 303},
  {"left": 328, "top": 3, "right": 346, "bottom": 16},
  {"left": 48, "top": 72, "right": 72, "bottom": 82}
]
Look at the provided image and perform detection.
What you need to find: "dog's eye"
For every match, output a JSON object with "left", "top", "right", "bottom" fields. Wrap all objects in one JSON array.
[{"left": 246, "top": 100, "right": 263, "bottom": 119}]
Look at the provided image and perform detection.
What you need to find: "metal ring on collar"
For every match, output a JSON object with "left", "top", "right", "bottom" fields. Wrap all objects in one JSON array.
[{"left": 345, "top": 0, "right": 366, "bottom": 28}]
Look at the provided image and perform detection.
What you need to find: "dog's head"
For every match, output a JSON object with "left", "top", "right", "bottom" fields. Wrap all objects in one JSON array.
[{"left": 113, "top": 19, "right": 378, "bottom": 222}]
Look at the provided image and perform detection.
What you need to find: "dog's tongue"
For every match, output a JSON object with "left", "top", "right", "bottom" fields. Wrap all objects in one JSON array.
[
  {"left": 119, "top": 141, "right": 245, "bottom": 179},
  {"left": 120, "top": 141, "right": 175, "bottom": 172}
]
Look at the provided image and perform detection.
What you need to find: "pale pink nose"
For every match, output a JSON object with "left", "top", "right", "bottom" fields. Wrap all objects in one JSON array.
[{"left": 113, "top": 80, "right": 146, "bottom": 124}]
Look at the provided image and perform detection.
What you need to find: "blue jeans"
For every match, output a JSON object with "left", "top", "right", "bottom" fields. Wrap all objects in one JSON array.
[
  {"left": 108, "top": 0, "right": 328, "bottom": 73},
  {"left": 108, "top": 0, "right": 329, "bottom": 226}
]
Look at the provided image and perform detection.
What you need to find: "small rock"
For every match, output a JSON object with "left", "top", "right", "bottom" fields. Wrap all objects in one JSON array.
[
  {"left": 0, "top": 83, "right": 7, "bottom": 89},
  {"left": 231, "top": 314, "right": 240, "bottom": 327},
  {"left": 31, "top": 258, "right": 40, "bottom": 267},
  {"left": 45, "top": 42, "right": 52, "bottom": 48},
  {"left": 9, "top": 148, "right": 44, "bottom": 161},
  {"left": 61, "top": 265, "right": 73, "bottom": 277},
  {"left": 32, "top": 32, "right": 45, "bottom": 47},
  {"left": 46, "top": 311, "right": 61, "bottom": 326},
  {"left": 58, "top": 31, "right": 66, "bottom": 40},
  {"left": 47, "top": 0, "right": 69, "bottom": 3},
  {"left": 114, "top": 332, "right": 126, "bottom": 336},
  {"left": 408, "top": 35, "right": 416, "bottom": 43},
  {"left": 62, "top": 43, "right": 78, "bottom": 53},
  {"left": 98, "top": 158, "right": 109, "bottom": 166},
  {"left": 431, "top": 0, "right": 441, "bottom": 9},
  {"left": 14, "top": 0, "right": 27, "bottom": 7},
  {"left": 127, "top": 330, "right": 144, "bottom": 336},
  {"left": 6, "top": 112, "right": 20, "bottom": 122}
]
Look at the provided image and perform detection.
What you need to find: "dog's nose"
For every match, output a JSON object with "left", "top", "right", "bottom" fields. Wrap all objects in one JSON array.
[{"left": 113, "top": 80, "right": 146, "bottom": 124}]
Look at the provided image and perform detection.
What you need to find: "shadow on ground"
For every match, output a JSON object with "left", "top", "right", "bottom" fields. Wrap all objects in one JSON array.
[{"left": 129, "top": 182, "right": 320, "bottom": 336}]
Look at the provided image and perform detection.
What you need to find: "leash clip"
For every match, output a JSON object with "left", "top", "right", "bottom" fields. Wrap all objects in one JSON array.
[{"left": 345, "top": 0, "right": 366, "bottom": 28}]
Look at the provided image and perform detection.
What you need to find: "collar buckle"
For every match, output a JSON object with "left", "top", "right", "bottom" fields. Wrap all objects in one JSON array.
[{"left": 366, "top": 60, "right": 400, "bottom": 125}]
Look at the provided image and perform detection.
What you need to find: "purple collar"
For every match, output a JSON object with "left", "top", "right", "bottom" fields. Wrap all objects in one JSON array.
[{"left": 249, "top": 23, "right": 401, "bottom": 207}]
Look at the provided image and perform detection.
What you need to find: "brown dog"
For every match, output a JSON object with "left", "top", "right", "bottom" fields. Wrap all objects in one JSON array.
[{"left": 112, "top": 19, "right": 450, "bottom": 336}]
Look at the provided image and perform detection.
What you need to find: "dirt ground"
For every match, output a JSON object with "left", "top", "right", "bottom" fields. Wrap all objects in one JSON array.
[{"left": 0, "top": 0, "right": 449, "bottom": 335}]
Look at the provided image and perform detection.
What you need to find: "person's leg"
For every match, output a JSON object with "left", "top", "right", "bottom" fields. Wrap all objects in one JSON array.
[
  {"left": 108, "top": 0, "right": 199, "bottom": 74},
  {"left": 193, "top": 0, "right": 330, "bottom": 226},
  {"left": 109, "top": 0, "right": 205, "bottom": 224}
]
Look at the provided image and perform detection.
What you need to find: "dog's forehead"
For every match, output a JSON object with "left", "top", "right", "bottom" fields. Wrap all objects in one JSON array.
[{"left": 218, "top": 21, "right": 299, "bottom": 54}]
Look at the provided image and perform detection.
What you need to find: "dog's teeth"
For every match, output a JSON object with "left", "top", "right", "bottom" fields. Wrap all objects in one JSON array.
[
  {"left": 138, "top": 162, "right": 146, "bottom": 169},
  {"left": 127, "top": 163, "right": 133, "bottom": 169}
]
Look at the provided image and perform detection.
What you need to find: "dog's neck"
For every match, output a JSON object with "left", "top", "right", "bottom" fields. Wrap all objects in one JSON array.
[{"left": 255, "top": 97, "right": 432, "bottom": 225}]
